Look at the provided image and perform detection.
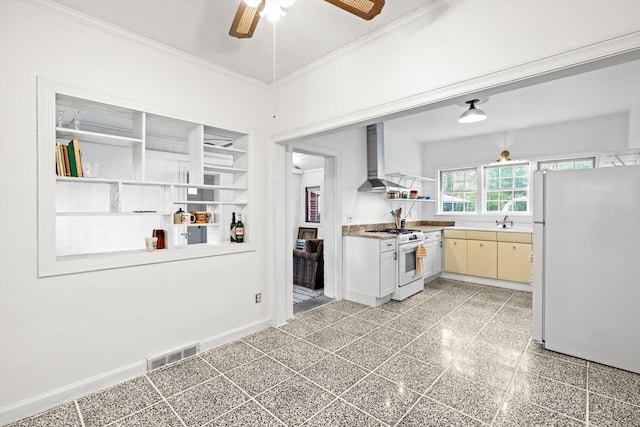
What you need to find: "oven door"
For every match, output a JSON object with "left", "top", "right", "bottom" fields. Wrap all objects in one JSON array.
[{"left": 398, "top": 241, "right": 426, "bottom": 286}]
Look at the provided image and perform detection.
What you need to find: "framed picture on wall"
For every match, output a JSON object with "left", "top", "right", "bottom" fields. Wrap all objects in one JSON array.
[{"left": 298, "top": 227, "right": 318, "bottom": 240}]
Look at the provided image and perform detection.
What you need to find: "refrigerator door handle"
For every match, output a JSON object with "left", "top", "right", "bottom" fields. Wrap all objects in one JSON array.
[{"left": 533, "top": 220, "right": 545, "bottom": 225}]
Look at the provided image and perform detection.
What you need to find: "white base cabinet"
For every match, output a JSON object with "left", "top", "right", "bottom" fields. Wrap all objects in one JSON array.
[{"left": 344, "top": 237, "right": 397, "bottom": 307}]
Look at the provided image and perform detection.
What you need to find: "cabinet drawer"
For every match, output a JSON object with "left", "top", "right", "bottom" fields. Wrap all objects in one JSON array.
[
  {"left": 467, "top": 240, "right": 497, "bottom": 279},
  {"left": 498, "top": 242, "right": 532, "bottom": 283},
  {"left": 466, "top": 231, "right": 497, "bottom": 241},
  {"left": 444, "top": 229, "right": 466, "bottom": 239},
  {"left": 380, "top": 239, "right": 396, "bottom": 252},
  {"left": 497, "top": 232, "right": 532, "bottom": 243}
]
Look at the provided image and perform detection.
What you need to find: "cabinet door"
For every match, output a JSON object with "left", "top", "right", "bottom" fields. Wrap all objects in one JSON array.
[
  {"left": 467, "top": 240, "right": 497, "bottom": 279},
  {"left": 498, "top": 242, "right": 532, "bottom": 283},
  {"left": 444, "top": 238, "right": 467, "bottom": 274},
  {"left": 431, "top": 240, "right": 442, "bottom": 275},
  {"left": 379, "top": 250, "right": 397, "bottom": 296}
]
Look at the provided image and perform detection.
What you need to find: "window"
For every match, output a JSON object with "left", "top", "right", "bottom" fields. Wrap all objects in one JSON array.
[
  {"left": 305, "top": 186, "right": 321, "bottom": 223},
  {"left": 484, "top": 163, "right": 529, "bottom": 213},
  {"left": 538, "top": 156, "right": 595, "bottom": 171},
  {"left": 439, "top": 168, "right": 477, "bottom": 213}
]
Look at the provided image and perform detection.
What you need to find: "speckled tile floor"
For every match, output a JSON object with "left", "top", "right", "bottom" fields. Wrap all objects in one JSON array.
[{"left": 8, "top": 279, "right": 640, "bottom": 426}]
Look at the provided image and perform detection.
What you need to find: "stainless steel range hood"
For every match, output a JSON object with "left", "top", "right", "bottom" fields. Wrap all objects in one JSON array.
[{"left": 358, "top": 123, "right": 408, "bottom": 193}]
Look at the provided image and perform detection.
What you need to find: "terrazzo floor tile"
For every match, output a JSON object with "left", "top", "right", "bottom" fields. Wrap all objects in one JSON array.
[
  {"left": 588, "top": 363, "right": 640, "bottom": 406},
  {"left": 463, "top": 338, "right": 525, "bottom": 369},
  {"left": 491, "top": 305, "right": 532, "bottom": 333},
  {"left": 475, "top": 322, "right": 531, "bottom": 352},
  {"left": 439, "top": 314, "right": 487, "bottom": 336},
  {"left": 300, "top": 354, "right": 368, "bottom": 394},
  {"left": 426, "top": 371, "right": 505, "bottom": 424},
  {"left": 384, "top": 313, "right": 437, "bottom": 337},
  {"left": 269, "top": 339, "right": 329, "bottom": 372},
  {"left": 504, "top": 291, "right": 532, "bottom": 309},
  {"left": 113, "top": 402, "right": 183, "bottom": 427},
  {"left": 341, "top": 373, "right": 420, "bottom": 426},
  {"left": 353, "top": 307, "right": 399, "bottom": 325},
  {"left": 378, "top": 299, "right": 419, "bottom": 314},
  {"left": 335, "top": 338, "right": 395, "bottom": 370},
  {"left": 374, "top": 353, "right": 443, "bottom": 393},
  {"left": 211, "top": 401, "right": 283, "bottom": 427},
  {"left": 200, "top": 340, "right": 264, "bottom": 372},
  {"left": 526, "top": 341, "right": 586, "bottom": 366},
  {"left": 302, "top": 399, "right": 385, "bottom": 427},
  {"left": 518, "top": 352, "right": 587, "bottom": 389},
  {"left": 278, "top": 315, "right": 325, "bottom": 338},
  {"left": 508, "top": 371, "right": 587, "bottom": 421},
  {"left": 461, "top": 297, "right": 503, "bottom": 314},
  {"left": 6, "top": 402, "right": 81, "bottom": 427},
  {"left": 493, "top": 395, "right": 585, "bottom": 426},
  {"left": 401, "top": 332, "right": 462, "bottom": 367},
  {"left": 147, "top": 356, "right": 218, "bottom": 397},
  {"left": 255, "top": 375, "right": 336, "bottom": 426},
  {"left": 242, "top": 327, "right": 299, "bottom": 353},
  {"left": 449, "top": 351, "right": 518, "bottom": 391},
  {"left": 167, "top": 376, "right": 248, "bottom": 427},
  {"left": 300, "top": 307, "right": 350, "bottom": 325},
  {"left": 409, "top": 286, "right": 443, "bottom": 301},
  {"left": 224, "top": 356, "right": 295, "bottom": 396},
  {"left": 77, "top": 376, "right": 161, "bottom": 427},
  {"left": 446, "top": 304, "right": 495, "bottom": 324},
  {"left": 303, "top": 326, "right": 359, "bottom": 352},
  {"left": 331, "top": 316, "right": 379, "bottom": 337},
  {"left": 474, "top": 287, "right": 514, "bottom": 303},
  {"left": 588, "top": 392, "right": 640, "bottom": 427},
  {"left": 397, "top": 396, "right": 485, "bottom": 427},
  {"left": 326, "top": 299, "right": 368, "bottom": 315},
  {"left": 361, "top": 326, "right": 415, "bottom": 352},
  {"left": 398, "top": 305, "right": 443, "bottom": 326}
]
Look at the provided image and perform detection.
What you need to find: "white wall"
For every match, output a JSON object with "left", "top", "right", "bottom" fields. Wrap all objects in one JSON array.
[
  {"left": 273, "top": 0, "right": 640, "bottom": 138},
  {"left": 0, "top": 0, "right": 272, "bottom": 421},
  {"left": 629, "top": 90, "right": 640, "bottom": 148},
  {"left": 420, "top": 113, "right": 629, "bottom": 226}
]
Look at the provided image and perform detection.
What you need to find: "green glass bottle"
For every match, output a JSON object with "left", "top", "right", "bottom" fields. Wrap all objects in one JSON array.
[
  {"left": 235, "top": 214, "right": 244, "bottom": 243},
  {"left": 230, "top": 212, "right": 237, "bottom": 242}
]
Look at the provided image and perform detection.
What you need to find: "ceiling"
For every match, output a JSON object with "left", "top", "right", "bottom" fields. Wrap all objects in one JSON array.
[
  {"left": 52, "top": 0, "right": 431, "bottom": 83},
  {"left": 50, "top": 0, "right": 640, "bottom": 146}
]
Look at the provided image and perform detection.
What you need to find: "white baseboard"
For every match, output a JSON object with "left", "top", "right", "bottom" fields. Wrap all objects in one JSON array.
[
  {"left": 440, "top": 273, "right": 532, "bottom": 292},
  {"left": 0, "top": 317, "right": 273, "bottom": 426}
]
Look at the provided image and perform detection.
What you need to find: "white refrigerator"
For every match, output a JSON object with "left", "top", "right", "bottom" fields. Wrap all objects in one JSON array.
[{"left": 532, "top": 166, "right": 640, "bottom": 374}]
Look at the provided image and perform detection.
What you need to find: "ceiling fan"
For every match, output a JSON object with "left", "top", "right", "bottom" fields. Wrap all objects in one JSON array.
[{"left": 229, "top": 0, "right": 385, "bottom": 39}]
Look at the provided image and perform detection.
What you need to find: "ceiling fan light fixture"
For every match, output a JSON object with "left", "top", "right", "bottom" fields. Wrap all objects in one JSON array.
[
  {"left": 261, "top": 0, "right": 287, "bottom": 22},
  {"left": 324, "top": 0, "right": 385, "bottom": 20},
  {"left": 458, "top": 99, "right": 487, "bottom": 124}
]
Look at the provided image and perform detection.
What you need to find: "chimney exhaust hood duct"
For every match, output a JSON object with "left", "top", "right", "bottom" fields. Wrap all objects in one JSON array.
[{"left": 358, "top": 123, "right": 408, "bottom": 193}]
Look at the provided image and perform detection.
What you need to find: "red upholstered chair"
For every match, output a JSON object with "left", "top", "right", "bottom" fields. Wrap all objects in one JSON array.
[{"left": 293, "top": 239, "right": 324, "bottom": 290}]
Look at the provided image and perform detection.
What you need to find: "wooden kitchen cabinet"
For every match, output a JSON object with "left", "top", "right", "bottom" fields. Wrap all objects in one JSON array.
[
  {"left": 497, "top": 232, "right": 532, "bottom": 283},
  {"left": 444, "top": 238, "right": 467, "bottom": 274}
]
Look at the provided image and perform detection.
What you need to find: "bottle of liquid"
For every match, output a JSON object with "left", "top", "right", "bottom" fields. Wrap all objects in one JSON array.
[
  {"left": 235, "top": 214, "right": 244, "bottom": 243},
  {"left": 230, "top": 212, "right": 237, "bottom": 242}
]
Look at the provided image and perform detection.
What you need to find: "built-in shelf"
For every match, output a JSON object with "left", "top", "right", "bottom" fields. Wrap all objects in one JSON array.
[{"left": 56, "top": 127, "right": 142, "bottom": 146}]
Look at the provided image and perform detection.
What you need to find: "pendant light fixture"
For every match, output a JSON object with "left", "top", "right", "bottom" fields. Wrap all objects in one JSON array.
[
  {"left": 458, "top": 99, "right": 487, "bottom": 123},
  {"left": 497, "top": 150, "right": 511, "bottom": 162}
]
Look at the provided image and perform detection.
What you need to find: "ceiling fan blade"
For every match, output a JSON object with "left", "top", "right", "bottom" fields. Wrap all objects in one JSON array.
[
  {"left": 229, "top": 1, "right": 264, "bottom": 39},
  {"left": 324, "top": 0, "right": 385, "bottom": 20}
]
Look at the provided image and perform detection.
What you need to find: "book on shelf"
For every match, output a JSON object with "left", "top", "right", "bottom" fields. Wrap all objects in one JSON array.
[
  {"left": 62, "top": 143, "right": 71, "bottom": 176},
  {"left": 67, "top": 142, "right": 78, "bottom": 177},
  {"left": 70, "top": 139, "right": 83, "bottom": 177},
  {"left": 55, "top": 144, "right": 64, "bottom": 176}
]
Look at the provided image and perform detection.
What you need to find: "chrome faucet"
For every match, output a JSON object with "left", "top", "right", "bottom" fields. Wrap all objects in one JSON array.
[{"left": 496, "top": 215, "right": 514, "bottom": 229}]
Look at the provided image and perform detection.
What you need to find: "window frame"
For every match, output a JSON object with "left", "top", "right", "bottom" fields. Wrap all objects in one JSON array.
[
  {"left": 438, "top": 167, "right": 479, "bottom": 215},
  {"left": 537, "top": 156, "right": 596, "bottom": 171},
  {"left": 482, "top": 161, "right": 531, "bottom": 215}
]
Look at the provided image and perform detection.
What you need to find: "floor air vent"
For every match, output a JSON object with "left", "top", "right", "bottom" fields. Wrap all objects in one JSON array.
[{"left": 147, "top": 343, "right": 199, "bottom": 371}]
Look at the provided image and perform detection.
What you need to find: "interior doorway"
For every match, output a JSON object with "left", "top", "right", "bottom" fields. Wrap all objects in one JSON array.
[
  {"left": 290, "top": 151, "right": 333, "bottom": 314},
  {"left": 281, "top": 145, "right": 341, "bottom": 320}
]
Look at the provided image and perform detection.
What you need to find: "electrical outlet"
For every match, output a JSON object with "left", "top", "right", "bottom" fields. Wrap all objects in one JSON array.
[{"left": 255, "top": 293, "right": 262, "bottom": 303}]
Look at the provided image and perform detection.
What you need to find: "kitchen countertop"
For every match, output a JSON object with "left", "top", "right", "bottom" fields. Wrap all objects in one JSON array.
[
  {"left": 445, "top": 226, "right": 533, "bottom": 234},
  {"left": 342, "top": 221, "right": 454, "bottom": 239}
]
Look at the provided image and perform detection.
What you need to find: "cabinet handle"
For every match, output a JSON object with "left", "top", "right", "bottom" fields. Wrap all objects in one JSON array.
[
  {"left": 453, "top": 242, "right": 457, "bottom": 245},
  {"left": 480, "top": 244, "right": 484, "bottom": 247},
  {"left": 513, "top": 245, "right": 517, "bottom": 250}
]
